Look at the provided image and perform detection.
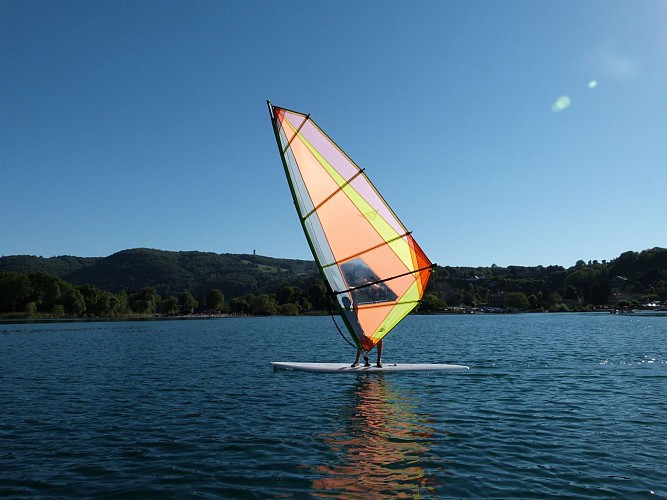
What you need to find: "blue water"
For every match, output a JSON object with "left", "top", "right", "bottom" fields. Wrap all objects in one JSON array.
[{"left": 1, "top": 313, "right": 665, "bottom": 498}]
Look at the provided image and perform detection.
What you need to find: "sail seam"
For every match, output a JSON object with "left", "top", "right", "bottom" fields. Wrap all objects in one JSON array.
[
  {"left": 337, "top": 231, "right": 415, "bottom": 268},
  {"left": 283, "top": 114, "right": 310, "bottom": 154},
  {"left": 332, "top": 264, "right": 434, "bottom": 295},
  {"left": 319, "top": 231, "right": 411, "bottom": 270},
  {"left": 351, "top": 299, "right": 423, "bottom": 310},
  {"left": 302, "top": 169, "right": 366, "bottom": 221}
]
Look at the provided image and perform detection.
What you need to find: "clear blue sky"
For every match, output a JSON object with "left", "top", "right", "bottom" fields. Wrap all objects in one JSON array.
[{"left": 2, "top": 0, "right": 665, "bottom": 267}]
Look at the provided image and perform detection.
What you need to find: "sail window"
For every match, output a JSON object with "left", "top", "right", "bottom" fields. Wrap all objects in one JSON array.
[{"left": 340, "top": 258, "right": 398, "bottom": 305}]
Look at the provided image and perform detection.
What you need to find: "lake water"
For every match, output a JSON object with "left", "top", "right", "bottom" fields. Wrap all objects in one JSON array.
[{"left": 1, "top": 313, "right": 666, "bottom": 498}]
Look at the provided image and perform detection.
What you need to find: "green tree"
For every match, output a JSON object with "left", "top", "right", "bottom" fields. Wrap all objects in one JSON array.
[
  {"left": 506, "top": 291, "right": 530, "bottom": 310},
  {"left": 419, "top": 293, "right": 447, "bottom": 313},
  {"left": 278, "top": 302, "right": 300, "bottom": 316},
  {"left": 654, "top": 280, "right": 667, "bottom": 301},
  {"left": 131, "top": 287, "right": 160, "bottom": 314},
  {"left": 308, "top": 280, "right": 328, "bottom": 311},
  {"left": 106, "top": 291, "right": 130, "bottom": 317},
  {"left": 159, "top": 295, "right": 180, "bottom": 315},
  {"left": 91, "top": 290, "right": 115, "bottom": 316},
  {"left": 250, "top": 294, "right": 278, "bottom": 315},
  {"left": 51, "top": 304, "right": 65, "bottom": 318},
  {"left": 563, "top": 285, "right": 579, "bottom": 302},
  {"left": 78, "top": 284, "right": 102, "bottom": 316},
  {"left": 29, "top": 272, "right": 62, "bottom": 312},
  {"left": 229, "top": 296, "right": 250, "bottom": 314},
  {"left": 61, "top": 285, "right": 86, "bottom": 316},
  {"left": 276, "top": 285, "right": 301, "bottom": 305},
  {"left": 0, "top": 271, "right": 31, "bottom": 312},
  {"left": 206, "top": 289, "right": 225, "bottom": 312},
  {"left": 115, "top": 290, "right": 130, "bottom": 316},
  {"left": 299, "top": 297, "right": 313, "bottom": 312},
  {"left": 179, "top": 292, "right": 198, "bottom": 314}
]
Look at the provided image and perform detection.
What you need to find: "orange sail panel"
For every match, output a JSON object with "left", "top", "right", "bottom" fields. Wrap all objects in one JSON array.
[{"left": 268, "top": 102, "right": 433, "bottom": 352}]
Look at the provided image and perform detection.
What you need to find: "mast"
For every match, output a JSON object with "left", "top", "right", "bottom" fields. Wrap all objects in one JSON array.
[{"left": 267, "top": 100, "right": 364, "bottom": 351}]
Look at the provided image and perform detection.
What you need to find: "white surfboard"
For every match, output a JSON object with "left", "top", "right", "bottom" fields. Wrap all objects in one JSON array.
[{"left": 271, "top": 362, "right": 469, "bottom": 373}]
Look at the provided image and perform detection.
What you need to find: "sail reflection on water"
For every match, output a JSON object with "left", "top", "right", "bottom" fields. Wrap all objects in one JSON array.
[{"left": 311, "top": 376, "right": 444, "bottom": 498}]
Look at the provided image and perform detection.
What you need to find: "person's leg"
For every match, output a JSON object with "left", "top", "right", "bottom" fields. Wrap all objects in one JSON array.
[
  {"left": 376, "top": 339, "right": 383, "bottom": 367},
  {"left": 351, "top": 349, "right": 362, "bottom": 367}
]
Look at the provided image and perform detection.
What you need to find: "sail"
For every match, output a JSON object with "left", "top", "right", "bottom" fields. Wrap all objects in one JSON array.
[{"left": 268, "top": 102, "right": 433, "bottom": 352}]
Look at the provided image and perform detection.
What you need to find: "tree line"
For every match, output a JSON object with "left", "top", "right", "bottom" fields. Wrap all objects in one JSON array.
[
  {"left": 0, "top": 268, "right": 332, "bottom": 318},
  {"left": 1, "top": 247, "right": 665, "bottom": 319},
  {"left": 0, "top": 271, "right": 221, "bottom": 318},
  {"left": 421, "top": 247, "right": 667, "bottom": 312}
]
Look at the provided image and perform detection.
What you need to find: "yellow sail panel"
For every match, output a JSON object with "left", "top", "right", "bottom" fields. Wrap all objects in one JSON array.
[{"left": 269, "top": 103, "right": 433, "bottom": 352}]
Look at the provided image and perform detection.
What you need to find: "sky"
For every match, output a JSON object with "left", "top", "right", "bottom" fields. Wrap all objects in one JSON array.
[{"left": 2, "top": 0, "right": 666, "bottom": 267}]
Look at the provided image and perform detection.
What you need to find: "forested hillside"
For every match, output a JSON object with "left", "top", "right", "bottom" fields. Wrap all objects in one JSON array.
[
  {"left": 1, "top": 249, "right": 317, "bottom": 298},
  {"left": 425, "top": 247, "right": 667, "bottom": 312},
  {"left": 1, "top": 247, "right": 665, "bottom": 318},
  {"left": 0, "top": 255, "right": 98, "bottom": 277}
]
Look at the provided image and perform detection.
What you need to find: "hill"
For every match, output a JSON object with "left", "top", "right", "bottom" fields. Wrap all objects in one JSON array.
[
  {"left": 0, "top": 248, "right": 318, "bottom": 300},
  {"left": 0, "top": 254, "right": 98, "bottom": 277}
]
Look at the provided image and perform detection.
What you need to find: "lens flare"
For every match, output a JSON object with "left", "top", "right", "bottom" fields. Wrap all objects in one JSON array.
[
  {"left": 552, "top": 96, "right": 571, "bottom": 113},
  {"left": 588, "top": 80, "right": 598, "bottom": 89}
]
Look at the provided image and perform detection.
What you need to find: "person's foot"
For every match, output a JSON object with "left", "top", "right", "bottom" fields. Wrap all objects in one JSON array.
[
  {"left": 351, "top": 362, "right": 359, "bottom": 367},
  {"left": 364, "top": 361, "right": 371, "bottom": 367},
  {"left": 376, "top": 362, "right": 383, "bottom": 368}
]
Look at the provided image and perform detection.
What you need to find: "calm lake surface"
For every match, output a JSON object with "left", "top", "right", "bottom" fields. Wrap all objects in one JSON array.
[{"left": 1, "top": 313, "right": 666, "bottom": 498}]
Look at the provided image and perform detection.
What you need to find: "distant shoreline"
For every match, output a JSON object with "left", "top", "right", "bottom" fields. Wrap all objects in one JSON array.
[
  {"left": 3, "top": 307, "right": 667, "bottom": 326},
  {"left": 0, "top": 314, "right": 235, "bottom": 325}
]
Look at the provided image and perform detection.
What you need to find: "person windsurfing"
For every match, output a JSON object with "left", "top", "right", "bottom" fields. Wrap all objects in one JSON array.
[{"left": 351, "top": 339, "right": 383, "bottom": 368}]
